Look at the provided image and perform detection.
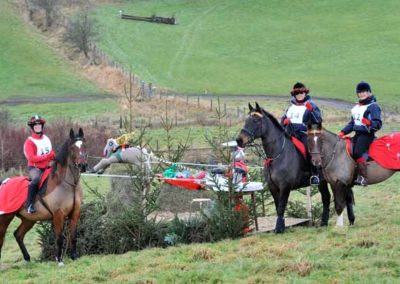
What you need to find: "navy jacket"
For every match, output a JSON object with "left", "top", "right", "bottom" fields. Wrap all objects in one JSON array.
[
  {"left": 342, "top": 96, "right": 382, "bottom": 135},
  {"left": 281, "top": 95, "right": 323, "bottom": 133}
]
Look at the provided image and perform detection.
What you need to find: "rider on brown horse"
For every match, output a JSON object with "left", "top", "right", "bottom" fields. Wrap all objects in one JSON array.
[
  {"left": 338, "top": 81, "right": 382, "bottom": 186},
  {"left": 23, "top": 115, "right": 55, "bottom": 214},
  {"left": 281, "top": 82, "right": 323, "bottom": 186}
]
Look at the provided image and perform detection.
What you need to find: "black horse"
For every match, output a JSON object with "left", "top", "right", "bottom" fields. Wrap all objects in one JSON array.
[{"left": 236, "top": 103, "right": 331, "bottom": 233}]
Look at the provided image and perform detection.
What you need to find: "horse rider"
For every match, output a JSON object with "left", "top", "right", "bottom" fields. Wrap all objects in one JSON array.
[
  {"left": 113, "top": 132, "right": 135, "bottom": 152},
  {"left": 338, "top": 81, "right": 382, "bottom": 186},
  {"left": 281, "top": 82, "right": 323, "bottom": 186},
  {"left": 23, "top": 115, "right": 55, "bottom": 214}
]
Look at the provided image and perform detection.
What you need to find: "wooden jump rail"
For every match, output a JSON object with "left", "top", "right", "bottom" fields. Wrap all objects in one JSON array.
[{"left": 120, "top": 12, "right": 176, "bottom": 25}]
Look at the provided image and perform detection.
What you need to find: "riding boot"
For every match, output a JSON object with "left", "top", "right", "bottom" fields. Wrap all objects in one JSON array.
[
  {"left": 26, "top": 182, "right": 38, "bottom": 214},
  {"left": 354, "top": 162, "right": 368, "bottom": 186},
  {"left": 310, "top": 165, "right": 320, "bottom": 186}
]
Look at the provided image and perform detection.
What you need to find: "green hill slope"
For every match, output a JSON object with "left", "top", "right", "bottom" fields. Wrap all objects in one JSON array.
[
  {"left": 0, "top": 1, "right": 100, "bottom": 100},
  {"left": 94, "top": 0, "right": 400, "bottom": 107}
]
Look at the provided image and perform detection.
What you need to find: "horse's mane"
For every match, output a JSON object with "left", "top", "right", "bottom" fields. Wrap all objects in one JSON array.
[
  {"left": 51, "top": 138, "right": 71, "bottom": 176},
  {"left": 260, "top": 108, "right": 291, "bottom": 139}
]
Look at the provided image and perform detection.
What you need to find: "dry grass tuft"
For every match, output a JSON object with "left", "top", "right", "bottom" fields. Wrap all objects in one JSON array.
[
  {"left": 190, "top": 247, "right": 216, "bottom": 262},
  {"left": 278, "top": 260, "right": 314, "bottom": 277}
]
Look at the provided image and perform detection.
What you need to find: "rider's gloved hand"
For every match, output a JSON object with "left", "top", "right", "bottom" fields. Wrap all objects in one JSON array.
[
  {"left": 338, "top": 131, "right": 345, "bottom": 139},
  {"left": 283, "top": 118, "right": 290, "bottom": 125},
  {"left": 47, "top": 151, "right": 55, "bottom": 161},
  {"left": 305, "top": 102, "right": 313, "bottom": 111},
  {"left": 361, "top": 118, "right": 372, "bottom": 126}
]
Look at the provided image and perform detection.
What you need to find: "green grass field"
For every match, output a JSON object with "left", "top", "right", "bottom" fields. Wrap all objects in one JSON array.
[
  {"left": 93, "top": 0, "right": 400, "bottom": 108},
  {"left": 2, "top": 176, "right": 400, "bottom": 282},
  {"left": 0, "top": 1, "right": 121, "bottom": 123}
]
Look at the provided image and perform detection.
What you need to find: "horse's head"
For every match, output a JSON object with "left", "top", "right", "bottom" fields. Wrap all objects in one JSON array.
[
  {"left": 103, "top": 138, "right": 117, "bottom": 158},
  {"left": 69, "top": 128, "right": 88, "bottom": 173},
  {"left": 307, "top": 123, "right": 323, "bottom": 167},
  {"left": 236, "top": 102, "right": 266, "bottom": 148}
]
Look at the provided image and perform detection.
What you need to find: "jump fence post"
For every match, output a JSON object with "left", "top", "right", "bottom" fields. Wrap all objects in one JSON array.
[
  {"left": 306, "top": 186, "right": 312, "bottom": 225},
  {"left": 237, "top": 106, "right": 240, "bottom": 117},
  {"left": 198, "top": 96, "right": 200, "bottom": 107},
  {"left": 186, "top": 95, "right": 189, "bottom": 105},
  {"left": 210, "top": 99, "right": 213, "bottom": 111}
]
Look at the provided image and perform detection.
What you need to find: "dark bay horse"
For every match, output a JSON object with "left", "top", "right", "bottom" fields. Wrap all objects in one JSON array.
[
  {"left": 307, "top": 124, "right": 398, "bottom": 224},
  {"left": 236, "top": 103, "right": 331, "bottom": 233},
  {"left": 0, "top": 128, "right": 87, "bottom": 267}
]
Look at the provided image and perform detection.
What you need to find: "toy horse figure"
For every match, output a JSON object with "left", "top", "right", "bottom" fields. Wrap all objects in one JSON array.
[
  {"left": 90, "top": 138, "right": 151, "bottom": 175},
  {"left": 307, "top": 123, "right": 399, "bottom": 224},
  {"left": 236, "top": 103, "right": 332, "bottom": 233},
  {"left": 0, "top": 128, "right": 87, "bottom": 267}
]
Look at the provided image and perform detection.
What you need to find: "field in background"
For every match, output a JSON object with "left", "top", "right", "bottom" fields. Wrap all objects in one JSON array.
[
  {"left": 93, "top": 0, "right": 400, "bottom": 108},
  {"left": 0, "top": 1, "right": 116, "bottom": 123}
]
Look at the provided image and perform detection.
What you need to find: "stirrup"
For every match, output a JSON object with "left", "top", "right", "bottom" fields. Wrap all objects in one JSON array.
[
  {"left": 27, "top": 204, "right": 36, "bottom": 214},
  {"left": 354, "top": 176, "right": 368, "bottom": 187},
  {"left": 310, "top": 175, "right": 320, "bottom": 186}
]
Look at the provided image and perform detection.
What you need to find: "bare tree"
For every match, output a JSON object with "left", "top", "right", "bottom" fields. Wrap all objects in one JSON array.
[
  {"left": 64, "top": 7, "right": 98, "bottom": 59},
  {"left": 28, "top": 0, "right": 59, "bottom": 27}
]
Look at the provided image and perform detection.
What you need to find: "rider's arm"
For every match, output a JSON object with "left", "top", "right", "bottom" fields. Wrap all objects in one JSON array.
[
  {"left": 23, "top": 139, "right": 54, "bottom": 163},
  {"left": 341, "top": 118, "right": 354, "bottom": 135},
  {"left": 367, "top": 104, "right": 382, "bottom": 133},
  {"left": 308, "top": 102, "right": 323, "bottom": 124}
]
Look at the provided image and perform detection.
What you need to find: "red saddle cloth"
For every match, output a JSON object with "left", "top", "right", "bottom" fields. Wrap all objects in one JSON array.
[
  {"left": 0, "top": 168, "right": 51, "bottom": 215},
  {"left": 291, "top": 137, "right": 307, "bottom": 160},
  {"left": 369, "top": 132, "right": 400, "bottom": 170}
]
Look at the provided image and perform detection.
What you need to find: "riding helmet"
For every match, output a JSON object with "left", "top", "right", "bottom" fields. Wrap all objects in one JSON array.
[
  {"left": 290, "top": 82, "right": 310, "bottom": 96},
  {"left": 356, "top": 81, "right": 371, "bottom": 93},
  {"left": 27, "top": 115, "right": 46, "bottom": 127}
]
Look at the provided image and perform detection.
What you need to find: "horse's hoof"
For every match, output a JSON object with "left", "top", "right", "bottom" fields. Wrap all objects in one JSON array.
[
  {"left": 320, "top": 222, "right": 328, "bottom": 227},
  {"left": 274, "top": 228, "right": 285, "bottom": 234},
  {"left": 58, "top": 262, "right": 65, "bottom": 267}
]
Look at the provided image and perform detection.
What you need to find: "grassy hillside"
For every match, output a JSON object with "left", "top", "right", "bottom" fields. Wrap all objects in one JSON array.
[
  {"left": 0, "top": 1, "right": 120, "bottom": 123},
  {"left": 2, "top": 175, "right": 400, "bottom": 282},
  {"left": 93, "top": 0, "right": 400, "bottom": 108}
]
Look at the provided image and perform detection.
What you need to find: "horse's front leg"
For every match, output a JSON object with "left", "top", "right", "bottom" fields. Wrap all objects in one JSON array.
[
  {"left": 53, "top": 210, "right": 65, "bottom": 266},
  {"left": 68, "top": 205, "right": 81, "bottom": 260},
  {"left": 275, "top": 189, "right": 291, "bottom": 234},
  {"left": 13, "top": 217, "right": 36, "bottom": 262},
  {"left": 318, "top": 181, "right": 331, "bottom": 226}
]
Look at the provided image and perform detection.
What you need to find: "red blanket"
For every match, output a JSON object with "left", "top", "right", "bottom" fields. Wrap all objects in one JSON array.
[
  {"left": 291, "top": 137, "right": 307, "bottom": 160},
  {"left": 0, "top": 177, "right": 29, "bottom": 214},
  {"left": 0, "top": 168, "right": 51, "bottom": 214},
  {"left": 370, "top": 132, "right": 400, "bottom": 170}
]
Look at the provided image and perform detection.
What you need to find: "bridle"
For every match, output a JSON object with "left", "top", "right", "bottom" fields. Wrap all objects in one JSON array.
[
  {"left": 241, "top": 112, "right": 286, "bottom": 161},
  {"left": 307, "top": 129, "right": 340, "bottom": 169},
  {"left": 63, "top": 139, "right": 86, "bottom": 187}
]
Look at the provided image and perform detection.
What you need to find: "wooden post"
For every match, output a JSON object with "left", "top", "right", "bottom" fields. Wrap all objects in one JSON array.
[
  {"left": 306, "top": 186, "right": 312, "bottom": 225},
  {"left": 210, "top": 99, "right": 213, "bottom": 111},
  {"left": 186, "top": 95, "right": 189, "bottom": 105},
  {"left": 237, "top": 106, "right": 240, "bottom": 117},
  {"left": 197, "top": 96, "right": 200, "bottom": 107}
]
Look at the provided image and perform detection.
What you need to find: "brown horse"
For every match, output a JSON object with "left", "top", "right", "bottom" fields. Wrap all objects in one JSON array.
[
  {"left": 0, "top": 128, "right": 87, "bottom": 266},
  {"left": 307, "top": 123, "right": 398, "bottom": 224}
]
